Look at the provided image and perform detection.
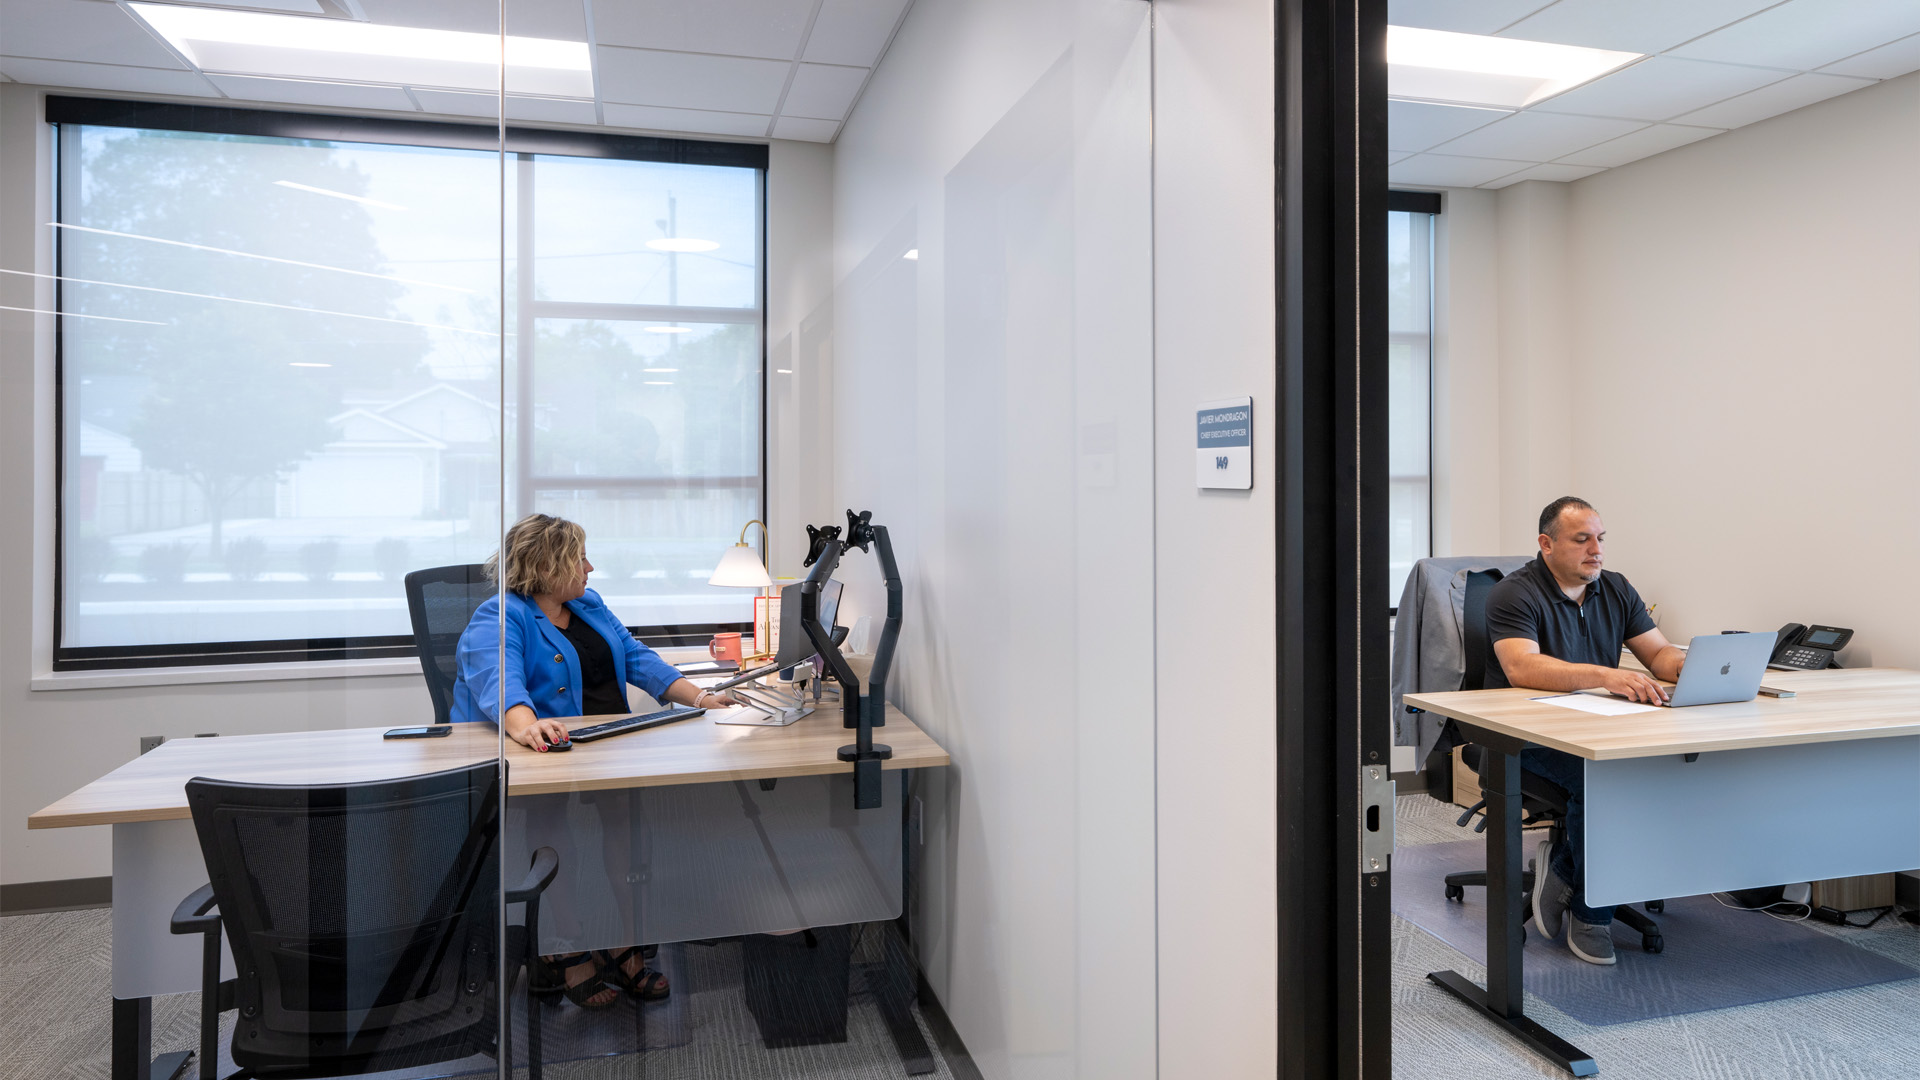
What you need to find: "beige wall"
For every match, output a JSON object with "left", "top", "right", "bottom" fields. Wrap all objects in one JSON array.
[
  {"left": 1432, "top": 71, "right": 1920, "bottom": 663},
  {"left": 0, "top": 82, "right": 834, "bottom": 888}
]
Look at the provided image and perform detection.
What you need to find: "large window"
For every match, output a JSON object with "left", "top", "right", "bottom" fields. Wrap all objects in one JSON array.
[
  {"left": 52, "top": 98, "right": 766, "bottom": 669},
  {"left": 1387, "top": 194, "right": 1436, "bottom": 608}
]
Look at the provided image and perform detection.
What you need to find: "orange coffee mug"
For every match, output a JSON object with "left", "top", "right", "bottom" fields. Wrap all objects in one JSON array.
[{"left": 709, "top": 631, "right": 744, "bottom": 663}]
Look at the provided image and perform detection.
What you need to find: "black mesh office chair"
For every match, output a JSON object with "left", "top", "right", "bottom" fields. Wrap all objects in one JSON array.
[
  {"left": 171, "top": 762, "right": 558, "bottom": 1079},
  {"left": 1440, "top": 569, "right": 1666, "bottom": 953},
  {"left": 404, "top": 564, "right": 492, "bottom": 725}
]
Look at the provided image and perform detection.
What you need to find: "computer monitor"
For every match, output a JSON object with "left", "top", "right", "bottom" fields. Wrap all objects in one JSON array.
[
  {"left": 708, "top": 579, "right": 842, "bottom": 691},
  {"left": 772, "top": 578, "right": 842, "bottom": 668}
]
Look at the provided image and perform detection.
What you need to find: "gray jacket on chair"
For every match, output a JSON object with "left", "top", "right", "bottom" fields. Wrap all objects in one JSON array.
[{"left": 1391, "top": 554, "right": 1535, "bottom": 769}]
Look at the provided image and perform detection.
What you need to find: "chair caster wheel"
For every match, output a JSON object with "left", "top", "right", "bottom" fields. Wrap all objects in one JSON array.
[
  {"left": 1445, "top": 884, "right": 1464, "bottom": 902},
  {"left": 1647, "top": 900, "right": 1665, "bottom": 913},
  {"left": 1644, "top": 935, "right": 1664, "bottom": 954}
]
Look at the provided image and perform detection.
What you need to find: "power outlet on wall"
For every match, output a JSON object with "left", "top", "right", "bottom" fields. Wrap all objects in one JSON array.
[{"left": 139, "top": 735, "right": 166, "bottom": 755}]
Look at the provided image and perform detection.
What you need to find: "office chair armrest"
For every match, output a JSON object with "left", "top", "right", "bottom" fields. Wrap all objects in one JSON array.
[
  {"left": 505, "top": 847, "right": 559, "bottom": 905},
  {"left": 170, "top": 882, "right": 221, "bottom": 936}
]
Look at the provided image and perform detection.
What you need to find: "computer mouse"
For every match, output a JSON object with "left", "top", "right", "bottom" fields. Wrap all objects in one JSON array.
[{"left": 546, "top": 737, "right": 572, "bottom": 752}]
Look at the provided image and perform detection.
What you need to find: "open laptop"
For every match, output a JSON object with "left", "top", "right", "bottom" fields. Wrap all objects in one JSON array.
[{"left": 1648, "top": 631, "right": 1777, "bottom": 707}]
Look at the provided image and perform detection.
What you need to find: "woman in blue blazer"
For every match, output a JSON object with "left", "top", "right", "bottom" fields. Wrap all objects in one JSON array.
[
  {"left": 453, "top": 514, "right": 737, "bottom": 748},
  {"left": 454, "top": 513, "right": 740, "bottom": 1007}
]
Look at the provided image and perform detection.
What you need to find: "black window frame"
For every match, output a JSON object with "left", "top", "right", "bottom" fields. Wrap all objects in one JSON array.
[{"left": 47, "top": 95, "right": 769, "bottom": 671}]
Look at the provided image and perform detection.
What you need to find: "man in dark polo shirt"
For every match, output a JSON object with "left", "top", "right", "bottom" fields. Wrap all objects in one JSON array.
[{"left": 1484, "top": 496, "right": 1685, "bottom": 966}]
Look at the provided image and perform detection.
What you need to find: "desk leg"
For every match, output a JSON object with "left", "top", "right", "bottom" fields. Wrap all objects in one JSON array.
[
  {"left": 113, "top": 996, "right": 193, "bottom": 1080},
  {"left": 1427, "top": 748, "right": 1597, "bottom": 1077},
  {"left": 863, "top": 921, "right": 935, "bottom": 1075}
]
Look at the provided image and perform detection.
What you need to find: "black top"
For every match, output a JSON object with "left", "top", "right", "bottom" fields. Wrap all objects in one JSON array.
[
  {"left": 1482, "top": 556, "right": 1656, "bottom": 690},
  {"left": 557, "top": 615, "right": 629, "bottom": 715}
]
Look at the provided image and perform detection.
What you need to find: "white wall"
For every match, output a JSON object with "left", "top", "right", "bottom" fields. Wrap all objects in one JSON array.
[
  {"left": 1150, "top": 0, "right": 1278, "bottom": 1076},
  {"left": 0, "top": 82, "right": 835, "bottom": 888},
  {"left": 1432, "top": 71, "right": 1920, "bottom": 663},
  {"left": 828, "top": 1, "right": 1162, "bottom": 1076}
]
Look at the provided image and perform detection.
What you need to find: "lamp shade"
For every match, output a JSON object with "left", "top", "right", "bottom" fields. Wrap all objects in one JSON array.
[{"left": 709, "top": 544, "right": 772, "bottom": 588}]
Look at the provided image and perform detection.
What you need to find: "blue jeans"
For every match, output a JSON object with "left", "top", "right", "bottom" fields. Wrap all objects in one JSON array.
[{"left": 1520, "top": 747, "right": 1612, "bottom": 927}]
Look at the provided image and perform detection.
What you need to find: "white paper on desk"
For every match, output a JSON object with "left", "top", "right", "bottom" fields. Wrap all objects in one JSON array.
[{"left": 1530, "top": 693, "right": 1660, "bottom": 716}]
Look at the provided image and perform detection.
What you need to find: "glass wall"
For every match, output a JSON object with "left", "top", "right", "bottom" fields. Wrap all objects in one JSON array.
[
  {"left": 1387, "top": 206, "right": 1434, "bottom": 607},
  {"left": 34, "top": 8, "right": 515, "bottom": 1077}
]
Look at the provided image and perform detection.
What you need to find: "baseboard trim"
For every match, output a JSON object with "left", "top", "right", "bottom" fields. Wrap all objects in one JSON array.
[
  {"left": 916, "top": 971, "right": 984, "bottom": 1080},
  {"left": 1, "top": 876, "right": 112, "bottom": 915},
  {"left": 1391, "top": 768, "right": 1430, "bottom": 796}
]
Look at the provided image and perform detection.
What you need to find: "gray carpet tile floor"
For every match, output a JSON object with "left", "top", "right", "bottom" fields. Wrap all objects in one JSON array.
[
  {"left": 0, "top": 911, "right": 956, "bottom": 1080},
  {"left": 1393, "top": 791, "right": 1920, "bottom": 1080}
]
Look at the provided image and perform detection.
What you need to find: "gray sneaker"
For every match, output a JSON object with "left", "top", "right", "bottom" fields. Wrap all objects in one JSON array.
[
  {"left": 1567, "top": 917, "right": 1618, "bottom": 965},
  {"left": 1530, "top": 839, "right": 1572, "bottom": 940}
]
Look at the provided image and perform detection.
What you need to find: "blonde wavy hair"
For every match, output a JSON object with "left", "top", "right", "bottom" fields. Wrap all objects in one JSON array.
[{"left": 486, "top": 514, "right": 586, "bottom": 597}]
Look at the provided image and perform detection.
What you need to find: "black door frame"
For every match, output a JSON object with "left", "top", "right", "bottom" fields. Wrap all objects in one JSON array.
[{"left": 1274, "top": 0, "right": 1390, "bottom": 1077}]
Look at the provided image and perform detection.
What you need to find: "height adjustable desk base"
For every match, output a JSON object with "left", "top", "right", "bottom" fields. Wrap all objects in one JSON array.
[{"left": 1426, "top": 971, "right": 1596, "bottom": 1077}]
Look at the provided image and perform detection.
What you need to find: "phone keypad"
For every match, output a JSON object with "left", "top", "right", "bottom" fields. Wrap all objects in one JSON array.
[{"left": 1780, "top": 647, "right": 1827, "bottom": 668}]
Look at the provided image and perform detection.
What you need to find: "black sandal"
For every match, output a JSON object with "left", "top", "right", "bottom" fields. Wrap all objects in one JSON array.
[
  {"left": 602, "top": 946, "right": 671, "bottom": 1001},
  {"left": 533, "top": 952, "right": 624, "bottom": 1008}
]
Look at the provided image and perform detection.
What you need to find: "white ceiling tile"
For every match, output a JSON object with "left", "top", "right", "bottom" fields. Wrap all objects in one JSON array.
[
  {"left": 1, "top": 0, "right": 191, "bottom": 68},
  {"left": 1387, "top": 0, "right": 1556, "bottom": 36},
  {"left": 1389, "top": 151, "right": 1415, "bottom": 165},
  {"left": 0, "top": 57, "right": 217, "bottom": 96},
  {"left": 1388, "top": 99, "right": 1509, "bottom": 152},
  {"left": 771, "top": 116, "right": 839, "bottom": 142},
  {"left": 1431, "top": 111, "right": 1644, "bottom": 161},
  {"left": 593, "top": 0, "right": 817, "bottom": 61},
  {"left": 595, "top": 46, "right": 790, "bottom": 113},
  {"left": 408, "top": 89, "right": 597, "bottom": 124},
  {"left": 1388, "top": 153, "right": 1533, "bottom": 187},
  {"left": 1530, "top": 57, "right": 1788, "bottom": 122},
  {"left": 356, "top": 0, "right": 587, "bottom": 39},
  {"left": 1481, "top": 162, "right": 1608, "bottom": 188},
  {"left": 1498, "top": 0, "right": 1778, "bottom": 55},
  {"left": 1672, "top": 71, "right": 1875, "bottom": 128},
  {"left": 601, "top": 102, "right": 771, "bottom": 137},
  {"left": 1668, "top": 0, "right": 1920, "bottom": 71},
  {"left": 1820, "top": 31, "right": 1920, "bottom": 80},
  {"left": 803, "top": 0, "right": 910, "bottom": 67},
  {"left": 780, "top": 63, "right": 867, "bottom": 121},
  {"left": 207, "top": 74, "right": 419, "bottom": 111},
  {"left": 1555, "top": 123, "right": 1721, "bottom": 167}
]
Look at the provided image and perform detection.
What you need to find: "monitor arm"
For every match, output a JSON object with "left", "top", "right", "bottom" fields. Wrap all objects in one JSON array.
[{"left": 799, "top": 509, "right": 898, "bottom": 809}]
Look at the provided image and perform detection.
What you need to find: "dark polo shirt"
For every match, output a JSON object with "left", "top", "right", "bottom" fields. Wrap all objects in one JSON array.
[{"left": 1483, "top": 556, "right": 1656, "bottom": 690}]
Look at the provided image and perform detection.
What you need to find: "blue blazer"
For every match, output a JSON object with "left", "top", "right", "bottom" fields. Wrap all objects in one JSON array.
[{"left": 451, "top": 588, "right": 684, "bottom": 724}]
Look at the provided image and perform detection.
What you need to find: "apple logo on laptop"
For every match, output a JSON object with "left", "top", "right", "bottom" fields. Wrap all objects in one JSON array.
[{"left": 1720, "top": 663, "right": 1731, "bottom": 675}]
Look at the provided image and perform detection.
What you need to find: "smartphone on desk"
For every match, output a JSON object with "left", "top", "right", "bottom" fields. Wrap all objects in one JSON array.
[{"left": 384, "top": 725, "right": 452, "bottom": 739}]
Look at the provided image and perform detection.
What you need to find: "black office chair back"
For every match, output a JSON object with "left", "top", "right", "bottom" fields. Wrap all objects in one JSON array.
[
  {"left": 1460, "top": 568, "right": 1504, "bottom": 693},
  {"left": 404, "top": 564, "right": 493, "bottom": 725},
  {"left": 185, "top": 762, "right": 503, "bottom": 1075}
]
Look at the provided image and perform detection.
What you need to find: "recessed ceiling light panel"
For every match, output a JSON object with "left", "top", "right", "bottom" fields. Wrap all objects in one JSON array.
[
  {"left": 129, "top": 3, "right": 593, "bottom": 97},
  {"left": 1388, "top": 26, "right": 1641, "bottom": 109}
]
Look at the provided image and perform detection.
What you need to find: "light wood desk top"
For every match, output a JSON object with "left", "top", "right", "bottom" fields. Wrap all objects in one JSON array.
[
  {"left": 29, "top": 705, "right": 949, "bottom": 830},
  {"left": 1404, "top": 667, "right": 1920, "bottom": 761}
]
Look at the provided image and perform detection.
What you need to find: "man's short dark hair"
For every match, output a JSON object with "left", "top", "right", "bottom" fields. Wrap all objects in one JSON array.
[{"left": 1539, "top": 496, "right": 1595, "bottom": 538}]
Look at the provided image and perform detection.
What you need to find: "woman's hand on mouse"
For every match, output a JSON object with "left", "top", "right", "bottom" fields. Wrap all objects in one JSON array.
[
  {"left": 504, "top": 704, "right": 569, "bottom": 751},
  {"left": 521, "top": 717, "right": 570, "bottom": 751}
]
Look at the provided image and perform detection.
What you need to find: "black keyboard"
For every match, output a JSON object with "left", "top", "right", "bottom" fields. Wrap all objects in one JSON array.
[{"left": 568, "top": 706, "right": 706, "bottom": 743}]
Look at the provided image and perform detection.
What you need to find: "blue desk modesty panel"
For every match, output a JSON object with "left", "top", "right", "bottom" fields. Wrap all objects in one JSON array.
[{"left": 1584, "top": 736, "right": 1920, "bottom": 908}]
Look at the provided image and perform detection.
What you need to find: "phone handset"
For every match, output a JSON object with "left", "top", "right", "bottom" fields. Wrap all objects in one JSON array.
[{"left": 1770, "top": 623, "right": 1808, "bottom": 664}]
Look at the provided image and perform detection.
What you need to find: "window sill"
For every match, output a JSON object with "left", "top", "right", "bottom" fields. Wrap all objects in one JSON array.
[{"left": 31, "top": 647, "right": 710, "bottom": 692}]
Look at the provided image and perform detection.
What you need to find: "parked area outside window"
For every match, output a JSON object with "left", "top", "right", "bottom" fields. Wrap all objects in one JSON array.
[
  {"left": 53, "top": 103, "right": 764, "bottom": 669},
  {"left": 1387, "top": 204, "right": 1434, "bottom": 608}
]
